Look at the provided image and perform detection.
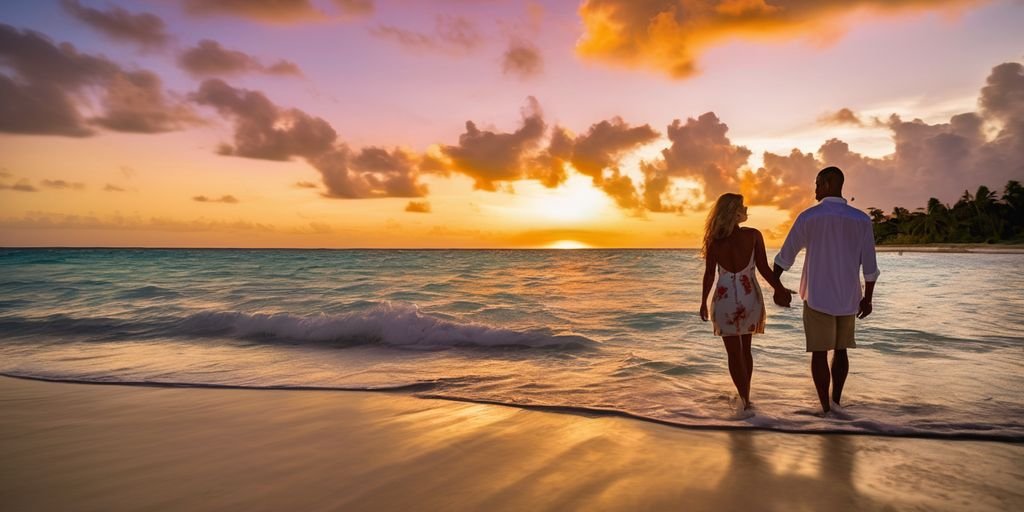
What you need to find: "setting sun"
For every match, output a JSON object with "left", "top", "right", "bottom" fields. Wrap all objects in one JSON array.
[{"left": 546, "top": 240, "right": 590, "bottom": 249}]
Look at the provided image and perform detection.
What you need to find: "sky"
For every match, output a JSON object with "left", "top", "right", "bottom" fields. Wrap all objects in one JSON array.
[{"left": 1, "top": 0, "right": 1022, "bottom": 248}]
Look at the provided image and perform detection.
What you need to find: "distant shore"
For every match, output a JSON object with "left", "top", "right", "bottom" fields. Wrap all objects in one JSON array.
[{"left": 876, "top": 243, "right": 1024, "bottom": 254}]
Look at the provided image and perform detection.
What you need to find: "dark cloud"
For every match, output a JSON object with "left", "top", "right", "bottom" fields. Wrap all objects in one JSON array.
[
  {"left": 92, "top": 70, "right": 200, "bottom": 133},
  {"left": 819, "top": 108, "right": 864, "bottom": 126},
  {"left": 626, "top": 60, "right": 1023, "bottom": 218},
  {"left": 527, "top": 125, "right": 573, "bottom": 188},
  {"left": 311, "top": 146, "right": 429, "bottom": 199},
  {"left": 179, "top": 40, "right": 303, "bottom": 77},
  {"left": 41, "top": 179, "right": 86, "bottom": 190},
  {"left": 600, "top": 170, "right": 641, "bottom": 210},
  {"left": 437, "top": 103, "right": 656, "bottom": 209},
  {"left": 571, "top": 117, "right": 659, "bottom": 182},
  {"left": 442, "top": 97, "right": 546, "bottom": 190},
  {"left": 640, "top": 162, "right": 681, "bottom": 213},
  {"left": 0, "top": 75, "right": 92, "bottom": 136},
  {"left": 103, "top": 184, "right": 126, "bottom": 192},
  {"left": 265, "top": 60, "right": 302, "bottom": 75},
  {"left": 0, "top": 24, "right": 197, "bottom": 136},
  {"left": 191, "top": 79, "right": 336, "bottom": 160},
  {"left": 502, "top": 40, "right": 543, "bottom": 79},
  {"left": 979, "top": 62, "right": 1024, "bottom": 121},
  {"left": 190, "top": 79, "right": 430, "bottom": 199},
  {"left": 61, "top": 0, "right": 169, "bottom": 48},
  {"left": 740, "top": 63, "right": 1024, "bottom": 215},
  {"left": 371, "top": 16, "right": 481, "bottom": 53},
  {"left": 294, "top": 181, "right": 318, "bottom": 188},
  {"left": 193, "top": 194, "right": 239, "bottom": 203},
  {"left": 405, "top": 200, "right": 431, "bottom": 213},
  {"left": 577, "top": 0, "right": 983, "bottom": 78},
  {"left": 0, "top": 179, "right": 38, "bottom": 192},
  {"left": 652, "top": 112, "right": 752, "bottom": 204}
]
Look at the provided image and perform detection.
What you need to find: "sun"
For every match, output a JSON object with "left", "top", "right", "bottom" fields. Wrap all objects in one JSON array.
[{"left": 546, "top": 240, "right": 590, "bottom": 249}]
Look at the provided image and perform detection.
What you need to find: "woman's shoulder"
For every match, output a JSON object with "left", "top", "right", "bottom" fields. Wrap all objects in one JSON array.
[{"left": 738, "top": 227, "right": 763, "bottom": 237}]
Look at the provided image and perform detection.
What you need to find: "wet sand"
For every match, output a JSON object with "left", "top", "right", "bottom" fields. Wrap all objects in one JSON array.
[{"left": 1, "top": 376, "right": 1021, "bottom": 511}]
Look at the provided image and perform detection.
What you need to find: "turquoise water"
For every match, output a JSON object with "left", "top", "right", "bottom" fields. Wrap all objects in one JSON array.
[{"left": 1, "top": 248, "right": 1021, "bottom": 440}]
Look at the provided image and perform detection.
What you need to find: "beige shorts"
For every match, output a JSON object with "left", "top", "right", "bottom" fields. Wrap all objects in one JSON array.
[{"left": 803, "top": 302, "right": 856, "bottom": 352}]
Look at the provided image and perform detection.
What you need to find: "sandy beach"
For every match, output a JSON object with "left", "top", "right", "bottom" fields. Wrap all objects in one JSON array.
[{"left": 1, "top": 376, "right": 1020, "bottom": 511}]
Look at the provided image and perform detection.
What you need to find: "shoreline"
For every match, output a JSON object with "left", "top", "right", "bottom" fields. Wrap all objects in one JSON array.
[
  {"left": 876, "top": 243, "right": 1024, "bottom": 254},
  {"left": 1, "top": 376, "right": 1021, "bottom": 511},
  {"left": 5, "top": 373, "right": 1017, "bottom": 442}
]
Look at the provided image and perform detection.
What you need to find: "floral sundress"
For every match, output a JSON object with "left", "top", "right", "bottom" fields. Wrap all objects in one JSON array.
[{"left": 710, "top": 248, "right": 766, "bottom": 336}]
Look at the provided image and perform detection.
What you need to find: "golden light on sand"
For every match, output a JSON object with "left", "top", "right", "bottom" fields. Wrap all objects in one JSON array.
[{"left": 547, "top": 240, "right": 590, "bottom": 249}]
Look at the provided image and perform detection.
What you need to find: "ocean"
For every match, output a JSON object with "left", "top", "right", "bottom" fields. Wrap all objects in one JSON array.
[{"left": 1, "top": 248, "right": 1021, "bottom": 441}]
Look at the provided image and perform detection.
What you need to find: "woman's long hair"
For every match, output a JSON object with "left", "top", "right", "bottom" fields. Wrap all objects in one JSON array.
[{"left": 701, "top": 193, "right": 744, "bottom": 258}]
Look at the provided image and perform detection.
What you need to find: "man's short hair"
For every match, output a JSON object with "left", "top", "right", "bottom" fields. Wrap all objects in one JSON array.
[{"left": 817, "top": 166, "right": 844, "bottom": 188}]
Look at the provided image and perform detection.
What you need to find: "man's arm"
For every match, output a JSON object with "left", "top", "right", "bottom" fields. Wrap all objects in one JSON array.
[
  {"left": 858, "top": 220, "right": 880, "bottom": 319},
  {"left": 773, "top": 216, "right": 804, "bottom": 272}
]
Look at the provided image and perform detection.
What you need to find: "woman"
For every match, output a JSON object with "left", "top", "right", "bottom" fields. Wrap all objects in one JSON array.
[{"left": 699, "top": 193, "right": 791, "bottom": 410}]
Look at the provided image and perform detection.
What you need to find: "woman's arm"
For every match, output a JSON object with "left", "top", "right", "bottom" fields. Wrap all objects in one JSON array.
[
  {"left": 753, "top": 229, "right": 787, "bottom": 291},
  {"left": 700, "top": 245, "right": 716, "bottom": 321}
]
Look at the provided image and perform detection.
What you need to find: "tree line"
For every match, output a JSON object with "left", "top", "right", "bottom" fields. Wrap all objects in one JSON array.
[{"left": 867, "top": 180, "right": 1024, "bottom": 244}]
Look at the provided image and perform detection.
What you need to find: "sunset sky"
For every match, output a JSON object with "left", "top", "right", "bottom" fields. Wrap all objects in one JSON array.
[{"left": 1, "top": 0, "right": 1022, "bottom": 248}]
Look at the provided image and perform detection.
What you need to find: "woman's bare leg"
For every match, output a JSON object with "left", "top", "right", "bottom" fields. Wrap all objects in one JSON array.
[
  {"left": 742, "top": 334, "right": 753, "bottom": 407},
  {"left": 722, "top": 336, "right": 750, "bottom": 407}
]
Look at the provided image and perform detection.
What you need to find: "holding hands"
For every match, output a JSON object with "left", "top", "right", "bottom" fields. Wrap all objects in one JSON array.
[{"left": 773, "top": 286, "right": 796, "bottom": 308}]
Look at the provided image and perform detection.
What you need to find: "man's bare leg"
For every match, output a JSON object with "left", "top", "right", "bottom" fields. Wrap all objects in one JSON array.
[
  {"left": 831, "top": 349, "right": 849, "bottom": 406},
  {"left": 811, "top": 351, "right": 831, "bottom": 414}
]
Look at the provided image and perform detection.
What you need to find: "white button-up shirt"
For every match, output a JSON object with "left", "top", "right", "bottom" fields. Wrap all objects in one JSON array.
[{"left": 773, "top": 197, "right": 880, "bottom": 316}]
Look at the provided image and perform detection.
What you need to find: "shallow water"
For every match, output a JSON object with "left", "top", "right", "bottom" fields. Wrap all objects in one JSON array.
[{"left": 1, "top": 248, "right": 1022, "bottom": 440}]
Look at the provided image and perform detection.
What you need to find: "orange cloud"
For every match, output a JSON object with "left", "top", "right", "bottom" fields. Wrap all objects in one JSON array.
[
  {"left": 819, "top": 107, "right": 864, "bottom": 126},
  {"left": 442, "top": 97, "right": 547, "bottom": 190},
  {"left": 181, "top": 0, "right": 371, "bottom": 23},
  {"left": 183, "top": 0, "right": 322, "bottom": 23},
  {"left": 576, "top": 0, "right": 983, "bottom": 78}
]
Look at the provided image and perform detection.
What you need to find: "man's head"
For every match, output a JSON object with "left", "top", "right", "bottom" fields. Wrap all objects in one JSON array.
[{"left": 815, "top": 166, "right": 844, "bottom": 201}]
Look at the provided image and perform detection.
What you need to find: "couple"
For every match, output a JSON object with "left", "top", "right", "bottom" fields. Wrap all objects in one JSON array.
[{"left": 699, "top": 166, "right": 880, "bottom": 415}]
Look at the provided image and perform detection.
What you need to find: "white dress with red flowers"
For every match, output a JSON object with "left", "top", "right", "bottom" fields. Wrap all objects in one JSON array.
[{"left": 711, "top": 248, "right": 766, "bottom": 336}]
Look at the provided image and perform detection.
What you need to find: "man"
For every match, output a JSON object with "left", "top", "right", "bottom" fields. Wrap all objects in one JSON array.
[{"left": 772, "top": 166, "right": 880, "bottom": 415}]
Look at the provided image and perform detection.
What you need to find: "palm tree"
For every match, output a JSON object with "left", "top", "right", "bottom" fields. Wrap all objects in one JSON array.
[
  {"left": 1003, "top": 181, "right": 1024, "bottom": 238},
  {"left": 867, "top": 181, "right": 1024, "bottom": 244},
  {"left": 907, "top": 198, "right": 949, "bottom": 242},
  {"left": 973, "top": 185, "right": 1002, "bottom": 241}
]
